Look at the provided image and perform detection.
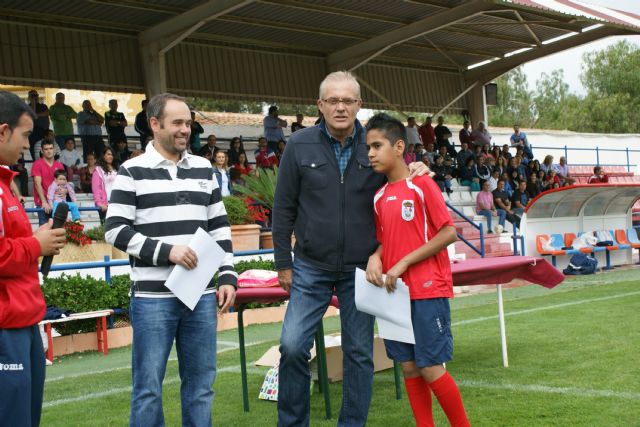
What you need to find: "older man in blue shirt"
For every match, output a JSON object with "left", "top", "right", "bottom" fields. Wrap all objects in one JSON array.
[{"left": 263, "top": 105, "right": 287, "bottom": 153}]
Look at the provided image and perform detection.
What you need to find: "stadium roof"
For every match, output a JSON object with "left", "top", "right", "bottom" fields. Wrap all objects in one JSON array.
[{"left": 1, "top": 0, "right": 638, "bottom": 114}]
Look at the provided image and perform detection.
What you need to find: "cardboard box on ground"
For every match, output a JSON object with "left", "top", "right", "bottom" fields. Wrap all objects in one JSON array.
[{"left": 256, "top": 334, "right": 394, "bottom": 383}]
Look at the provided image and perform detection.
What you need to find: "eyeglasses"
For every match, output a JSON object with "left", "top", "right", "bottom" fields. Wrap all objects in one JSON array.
[{"left": 321, "top": 97, "right": 360, "bottom": 106}]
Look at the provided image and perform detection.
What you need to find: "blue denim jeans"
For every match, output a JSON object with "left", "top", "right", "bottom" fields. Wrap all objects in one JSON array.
[
  {"left": 129, "top": 293, "right": 217, "bottom": 427},
  {"left": 278, "top": 257, "right": 375, "bottom": 427},
  {"left": 478, "top": 209, "right": 506, "bottom": 231}
]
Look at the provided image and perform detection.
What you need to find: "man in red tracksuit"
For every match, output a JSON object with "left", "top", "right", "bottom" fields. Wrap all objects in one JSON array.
[{"left": 0, "top": 90, "right": 67, "bottom": 427}]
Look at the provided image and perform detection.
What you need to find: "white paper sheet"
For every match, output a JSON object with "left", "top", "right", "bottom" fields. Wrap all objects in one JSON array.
[
  {"left": 165, "top": 228, "right": 226, "bottom": 310},
  {"left": 354, "top": 268, "right": 415, "bottom": 344}
]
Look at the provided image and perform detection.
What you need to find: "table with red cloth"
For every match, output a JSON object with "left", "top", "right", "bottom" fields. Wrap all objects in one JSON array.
[{"left": 231, "top": 256, "right": 564, "bottom": 414}]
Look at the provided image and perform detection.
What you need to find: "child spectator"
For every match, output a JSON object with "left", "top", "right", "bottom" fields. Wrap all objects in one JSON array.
[
  {"left": 364, "top": 113, "right": 469, "bottom": 427},
  {"left": 47, "top": 170, "right": 81, "bottom": 222},
  {"left": 476, "top": 180, "right": 505, "bottom": 234},
  {"left": 229, "top": 167, "right": 246, "bottom": 191},
  {"left": 58, "top": 138, "right": 84, "bottom": 181},
  {"left": 254, "top": 137, "right": 278, "bottom": 169},
  {"left": 431, "top": 155, "right": 453, "bottom": 195},
  {"left": 537, "top": 170, "right": 548, "bottom": 192},
  {"left": 588, "top": 166, "right": 609, "bottom": 184}
]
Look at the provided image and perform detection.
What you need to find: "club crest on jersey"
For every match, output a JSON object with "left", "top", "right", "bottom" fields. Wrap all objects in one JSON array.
[{"left": 401, "top": 200, "right": 414, "bottom": 221}]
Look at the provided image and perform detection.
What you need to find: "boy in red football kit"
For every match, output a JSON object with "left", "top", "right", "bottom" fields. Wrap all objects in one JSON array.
[{"left": 365, "top": 113, "right": 470, "bottom": 427}]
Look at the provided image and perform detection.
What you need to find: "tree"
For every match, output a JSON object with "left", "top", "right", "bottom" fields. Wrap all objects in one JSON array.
[
  {"left": 533, "top": 69, "right": 581, "bottom": 130},
  {"left": 488, "top": 67, "right": 535, "bottom": 128}
]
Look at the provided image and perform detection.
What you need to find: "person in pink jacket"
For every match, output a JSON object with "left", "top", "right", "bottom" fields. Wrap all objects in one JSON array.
[{"left": 92, "top": 147, "right": 118, "bottom": 224}]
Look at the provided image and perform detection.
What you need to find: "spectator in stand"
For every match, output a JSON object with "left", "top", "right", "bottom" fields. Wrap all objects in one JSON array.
[
  {"left": 276, "top": 140, "right": 287, "bottom": 161},
  {"left": 588, "top": 166, "right": 609, "bottom": 184},
  {"left": 476, "top": 180, "right": 505, "bottom": 234},
  {"left": 77, "top": 100, "right": 105, "bottom": 162},
  {"left": 471, "top": 121, "right": 491, "bottom": 147},
  {"left": 509, "top": 169, "right": 521, "bottom": 191},
  {"left": 49, "top": 92, "right": 77, "bottom": 149},
  {"left": 526, "top": 175, "right": 541, "bottom": 199},
  {"left": 474, "top": 155, "right": 491, "bottom": 187},
  {"left": 59, "top": 138, "right": 83, "bottom": 181},
  {"left": 493, "top": 180, "right": 520, "bottom": 229},
  {"left": 488, "top": 169, "right": 500, "bottom": 192},
  {"left": 406, "top": 117, "right": 422, "bottom": 147},
  {"left": 514, "top": 146, "right": 529, "bottom": 166},
  {"left": 92, "top": 147, "right": 118, "bottom": 224},
  {"left": 227, "top": 137, "right": 244, "bottom": 166},
  {"left": 104, "top": 99, "right": 127, "bottom": 148},
  {"left": 26, "top": 90, "right": 50, "bottom": 160},
  {"left": 502, "top": 172, "right": 514, "bottom": 197},
  {"left": 232, "top": 152, "right": 253, "bottom": 176},
  {"left": 553, "top": 156, "right": 575, "bottom": 186},
  {"left": 420, "top": 152, "right": 431, "bottom": 167},
  {"left": 80, "top": 152, "right": 97, "bottom": 193},
  {"left": 291, "top": 113, "right": 306, "bottom": 133},
  {"left": 198, "top": 134, "right": 220, "bottom": 158},
  {"left": 134, "top": 99, "right": 151, "bottom": 150},
  {"left": 480, "top": 144, "right": 493, "bottom": 160},
  {"left": 418, "top": 116, "right": 435, "bottom": 146},
  {"left": 229, "top": 167, "right": 245, "bottom": 189},
  {"left": 264, "top": 105, "right": 287, "bottom": 153},
  {"left": 47, "top": 170, "right": 81, "bottom": 222},
  {"left": 546, "top": 170, "right": 561, "bottom": 190},
  {"left": 494, "top": 156, "right": 507, "bottom": 177},
  {"left": 32, "top": 139, "right": 65, "bottom": 225},
  {"left": 212, "top": 151, "right": 232, "bottom": 197},
  {"left": 414, "top": 143, "right": 424, "bottom": 158},
  {"left": 10, "top": 152, "right": 29, "bottom": 198},
  {"left": 403, "top": 143, "right": 416, "bottom": 165},
  {"left": 432, "top": 155, "right": 453, "bottom": 195},
  {"left": 540, "top": 155, "right": 554, "bottom": 175},
  {"left": 515, "top": 155, "right": 527, "bottom": 180},
  {"left": 537, "top": 170, "right": 548, "bottom": 191},
  {"left": 500, "top": 144, "right": 512, "bottom": 163},
  {"left": 459, "top": 120, "right": 473, "bottom": 146},
  {"left": 510, "top": 125, "right": 533, "bottom": 160},
  {"left": 511, "top": 180, "right": 529, "bottom": 217},
  {"left": 460, "top": 157, "right": 480, "bottom": 191},
  {"left": 490, "top": 146, "right": 501, "bottom": 161},
  {"left": 33, "top": 129, "right": 61, "bottom": 161},
  {"left": 114, "top": 138, "right": 131, "bottom": 165},
  {"left": 423, "top": 142, "right": 436, "bottom": 165},
  {"left": 254, "top": 136, "right": 278, "bottom": 169},
  {"left": 434, "top": 115, "right": 456, "bottom": 158},
  {"left": 437, "top": 145, "right": 451, "bottom": 163},
  {"left": 472, "top": 144, "right": 483, "bottom": 161},
  {"left": 189, "top": 111, "right": 204, "bottom": 153},
  {"left": 456, "top": 141, "right": 473, "bottom": 172}
]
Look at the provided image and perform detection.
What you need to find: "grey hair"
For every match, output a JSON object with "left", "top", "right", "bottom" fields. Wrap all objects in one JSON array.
[
  {"left": 146, "top": 93, "right": 187, "bottom": 123},
  {"left": 318, "top": 71, "right": 361, "bottom": 100}
]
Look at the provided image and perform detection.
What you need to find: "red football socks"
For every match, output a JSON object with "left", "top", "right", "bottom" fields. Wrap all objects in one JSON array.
[
  {"left": 429, "top": 372, "right": 470, "bottom": 427},
  {"left": 404, "top": 376, "right": 434, "bottom": 427}
]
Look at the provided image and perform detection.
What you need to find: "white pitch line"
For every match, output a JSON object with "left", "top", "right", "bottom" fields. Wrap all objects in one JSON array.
[
  {"left": 458, "top": 379, "right": 640, "bottom": 401},
  {"left": 453, "top": 290, "right": 640, "bottom": 326},
  {"left": 43, "top": 364, "right": 266, "bottom": 408},
  {"left": 45, "top": 339, "right": 272, "bottom": 383}
]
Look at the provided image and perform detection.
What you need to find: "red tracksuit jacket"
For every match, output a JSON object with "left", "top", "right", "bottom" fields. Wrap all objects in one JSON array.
[{"left": 0, "top": 166, "right": 45, "bottom": 329}]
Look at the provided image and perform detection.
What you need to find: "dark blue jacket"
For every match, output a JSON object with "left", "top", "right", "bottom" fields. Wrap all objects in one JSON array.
[
  {"left": 213, "top": 167, "right": 233, "bottom": 195},
  {"left": 272, "top": 122, "right": 385, "bottom": 272}
]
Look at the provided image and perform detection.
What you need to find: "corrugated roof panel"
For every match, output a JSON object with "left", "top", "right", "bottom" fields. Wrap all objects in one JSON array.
[
  {"left": 301, "top": 0, "right": 460, "bottom": 21},
  {"left": 228, "top": 1, "right": 399, "bottom": 36}
]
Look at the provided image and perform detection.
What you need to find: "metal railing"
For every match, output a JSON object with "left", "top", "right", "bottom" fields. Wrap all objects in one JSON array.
[
  {"left": 530, "top": 144, "right": 640, "bottom": 172},
  {"left": 446, "top": 201, "right": 485, "bottom": 257}
]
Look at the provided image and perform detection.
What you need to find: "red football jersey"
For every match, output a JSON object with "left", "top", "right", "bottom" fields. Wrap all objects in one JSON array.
[{"left": 374, "top": 175, "right": 454, "bottom": 300}]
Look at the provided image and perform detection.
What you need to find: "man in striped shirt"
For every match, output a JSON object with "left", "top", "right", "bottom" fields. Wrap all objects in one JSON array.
[{"left": 105, "top": 93, "right": 236, "bottom": 427}]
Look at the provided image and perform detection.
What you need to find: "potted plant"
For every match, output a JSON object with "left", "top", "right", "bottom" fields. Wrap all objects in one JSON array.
[
  {"left": 233, "top": 167, "right": 278, "bottom": 248},
  {"left": 223, "top": 195, "right": 262, "bottom": 251},
  {"left": 50, "top": 221, "right": 111, "bottom": 264}
]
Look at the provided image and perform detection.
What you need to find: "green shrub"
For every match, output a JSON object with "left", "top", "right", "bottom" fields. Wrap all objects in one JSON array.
[
  {"left": 42, "top": 274, "right": 119, "bottom": 334},
  {"left": 223, "top": 195, "right": 252, "bottom": 225},
  {"left": 85, "top": 224, "right": 105, "bottom": 241}
]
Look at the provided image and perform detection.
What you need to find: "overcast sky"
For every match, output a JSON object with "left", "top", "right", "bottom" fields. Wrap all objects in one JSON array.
[{"left": 521, "top": 0, "right": 640, "bottom": 94}]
